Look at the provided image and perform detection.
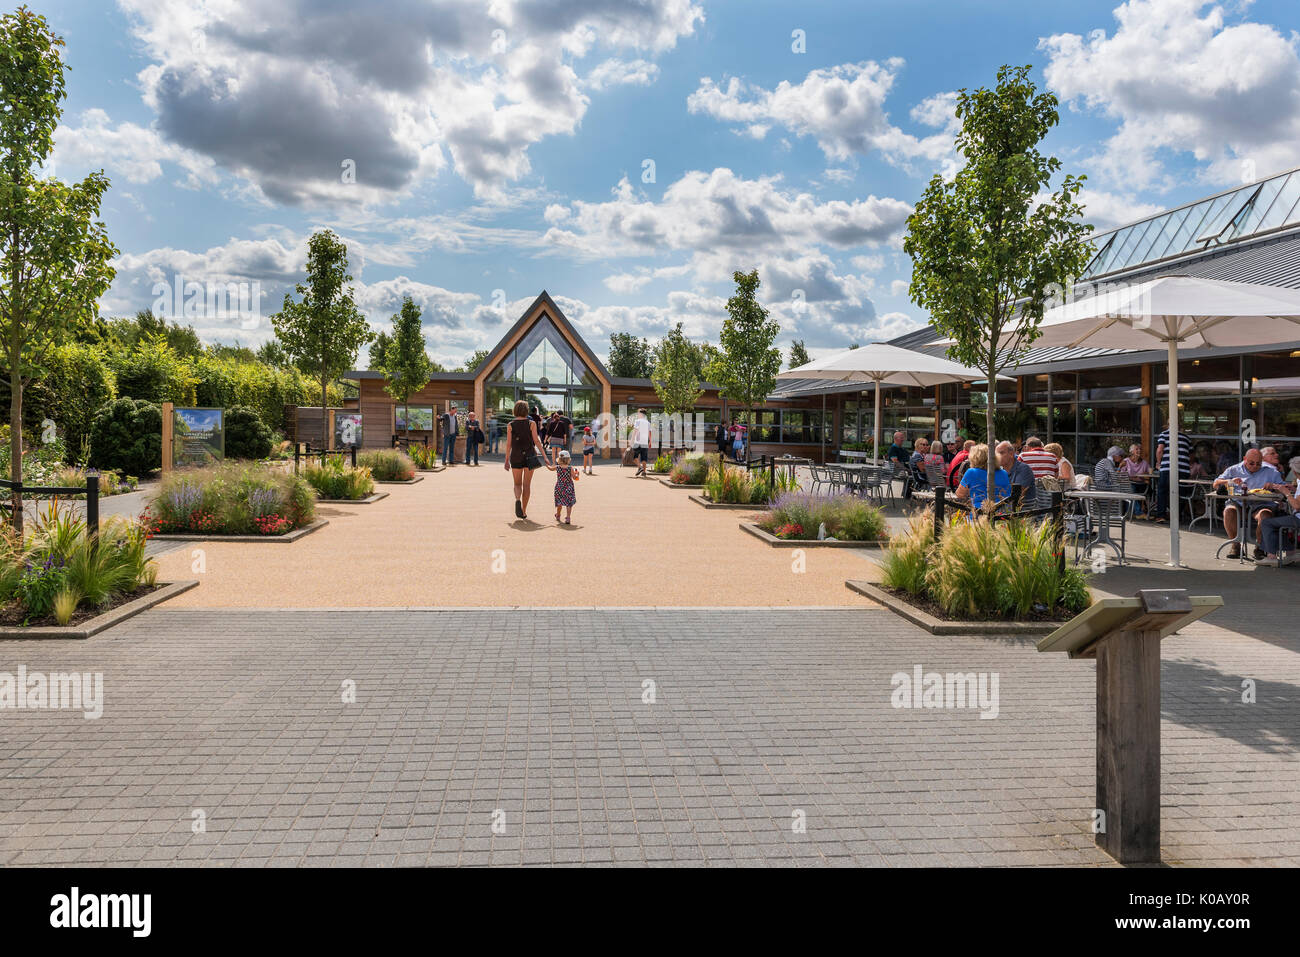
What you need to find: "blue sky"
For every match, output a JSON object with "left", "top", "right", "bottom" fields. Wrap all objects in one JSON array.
[{"left": 33, "top": 0, "right": 1300, "bottom": 367}]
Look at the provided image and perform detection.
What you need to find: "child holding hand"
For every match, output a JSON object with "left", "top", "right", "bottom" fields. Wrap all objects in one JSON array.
[{"left": 546, "top": 449, "right": 579, "bottom": 524}]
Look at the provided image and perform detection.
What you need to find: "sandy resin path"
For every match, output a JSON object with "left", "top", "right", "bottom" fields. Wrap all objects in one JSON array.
[{"left": 152, "top": 461, "right": 880, "bottom": 608}]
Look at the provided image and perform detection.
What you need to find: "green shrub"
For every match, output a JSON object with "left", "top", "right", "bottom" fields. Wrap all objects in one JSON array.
[
  {"left": 669, "top": 453, "right": 714, "bottom": 485},
  {"left": 89, "top": 398, "right": 163, "bottom": 475},
  {"left": 408, "top": 443, "right": 438, "bottom": 470},
  {"left": 758, "top": 491, "right": 887, "bottom": 541},
  {"left": 225, "top": 405, "right": 274, "bottom": 460},
  {"left": 703, "top": 460, "right": 762, "bottom": 504},
  {"left": 304, "top": 460, "right": 375, "bottom": 500},
  {"left": 879, "top": 513, "right": 933, "bottom": 596},
  {"left": 109, "top": 338, "right": 197, "bottom": 406},
  {"left": 144, "top": 462, "right": 315, "bottom": 535},
  {"left": 0, "top": 506, "right": 156, "bottom": 624},
  {"left": 16, "top": 343, "right": 117, "bottom": 462},
  {"left": 48, "top": 467, "right": 137, "bottom": 497},
  {"left": 358, "top": 449, "right": 415, "bottom": 481},
  {"left": 882, "top": 514, "right": 1092, "bottom": 621}
]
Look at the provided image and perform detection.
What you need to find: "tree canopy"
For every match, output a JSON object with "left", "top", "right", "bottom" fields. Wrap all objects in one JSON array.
[
  {"left": 270, "top": 229, "right": 372, "bottom": 446},
  {"left": 607, "top": 331, "right": 652, "bottom": 378},
  {"left": 704, "top": 270, "right": 781, "bottom": 452},
  {"left": 904, "top": 64, "right": 1092, "bottom": 502},
  {"left": 0, "top": 6, "right": 118, "bottom": 531}
]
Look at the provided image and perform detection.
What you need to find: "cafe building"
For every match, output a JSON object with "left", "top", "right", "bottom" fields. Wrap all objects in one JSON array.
[
  {"left": 776, "top": 164, "right": 1300, "bottom": 471},
  {"left": 347, "top": 166, "right": 1300, "bottom": 469}
]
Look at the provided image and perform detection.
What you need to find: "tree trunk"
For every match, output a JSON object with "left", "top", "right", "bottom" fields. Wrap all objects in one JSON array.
[
  {"left": 9, "top": 367, "right": 22, "bottom": 536},
  {"left": 321, "top": 378, "right": 329, "bottom": 449},
  {"left": 986, "top": 365, "right": 997, "bottom": 508},
  {"left": 404, "top": 398, "right": 410, "bottom": 438}
]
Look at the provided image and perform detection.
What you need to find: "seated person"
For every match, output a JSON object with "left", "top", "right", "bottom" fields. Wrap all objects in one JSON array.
[
  {"left": 1093, "top": 446, "right": 1125, "bottom": 490},
  {"left": 996, "top": 441, "right": 1036, "bottom": 510},
  {"left": 1213, "top": 448, "right": 1284, "bottom": 560},
  {"left": 954, "top": 443, "right": 1011, "bottom": 510},
  {"left": 945, "top": 439, "right": 976, "bottom": 489},
  {"left": 1286, "top": 454, "right": 1300, "bottom": 486},
  {"left": 1123, "top": 443, "right": 1149, "bottom": 516},
  {"left": 1256, "top": 485, "right": 1300, "bottom": 566}
]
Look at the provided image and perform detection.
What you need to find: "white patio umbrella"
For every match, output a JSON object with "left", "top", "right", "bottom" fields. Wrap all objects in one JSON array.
[
  {"left": 1030, "top": 275, "right": 1300, "bottom": 567},
  {"left": 779, "top": 343, "right": 994, "bottom": 462}
]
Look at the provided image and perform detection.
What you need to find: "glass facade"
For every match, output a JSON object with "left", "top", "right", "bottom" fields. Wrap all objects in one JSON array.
[
  {"left": 1081, "top": 167, "right": 1300, "bottom": 279},
  {"left": 483, "top": 316, "right": 601, "bottom": 435}
]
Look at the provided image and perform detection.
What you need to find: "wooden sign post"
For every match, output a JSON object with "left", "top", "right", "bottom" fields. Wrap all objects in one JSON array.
[
  {"left": 1037, "top": 589, "right": 1222, "bottom": 864},
  {"left": 160, "top": 401, "right": 174, "bottom": 473}
]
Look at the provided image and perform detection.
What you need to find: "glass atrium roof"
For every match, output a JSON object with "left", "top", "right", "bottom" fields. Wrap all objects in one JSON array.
[{"left": 1082, "top": 166, "right": 1300, "bottom": 279}]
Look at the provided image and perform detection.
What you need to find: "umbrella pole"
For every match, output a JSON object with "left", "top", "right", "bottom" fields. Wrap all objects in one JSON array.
[
  {"left": 873, "top": 380, "right": 882, "bottom": 466},
  {"left": 1167, "top": 339, "right": 1182, "bottom": 568}
]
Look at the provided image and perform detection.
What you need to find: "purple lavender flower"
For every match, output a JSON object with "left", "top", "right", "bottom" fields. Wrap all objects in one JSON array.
[
  {"left": 247, "top": 487, "right": 281, "bottom": 518},
  {"left": 166, "top": 482, "right": 203, "bottom": 517}
]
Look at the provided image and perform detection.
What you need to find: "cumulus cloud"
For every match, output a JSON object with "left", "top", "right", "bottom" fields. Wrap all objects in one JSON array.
[
  {"left": 52, "top": 108, "right": 218, "bottom": 188},
  {"left": 118, "top": 0, "right": 703, "bottom": 205},
  {"left": 542, "top": 168, "right": 914, "bottom": 263},
  {"left": 1040, "top": 0, "right": 1300, "bottom": 190},
  {"left": 586, "top": 58, "right": 661, "bottom": 90},
  {"left": 687, "top": 61, "right": 958, "bottom": 171}
]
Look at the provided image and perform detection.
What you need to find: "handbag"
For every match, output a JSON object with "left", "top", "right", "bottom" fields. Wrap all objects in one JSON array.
[{"left": 525, "top": 451, "right": 544, "bottom": 470}]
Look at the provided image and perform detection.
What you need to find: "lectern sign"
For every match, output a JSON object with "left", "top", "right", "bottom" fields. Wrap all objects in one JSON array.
[{"left": 172, "top": 408, "right": 224, "bottom": 468}]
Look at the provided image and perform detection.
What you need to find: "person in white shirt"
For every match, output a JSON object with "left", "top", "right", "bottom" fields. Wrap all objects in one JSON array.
[{"left": 631, "top": 409, "right": 652, "bottom": 476}]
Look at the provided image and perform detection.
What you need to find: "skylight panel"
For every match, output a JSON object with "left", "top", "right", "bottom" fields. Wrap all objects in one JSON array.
[{"left": 1251, "top": 171, "right": 1300, "bottom": 234}]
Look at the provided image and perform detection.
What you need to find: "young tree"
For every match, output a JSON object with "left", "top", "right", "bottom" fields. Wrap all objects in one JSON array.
[
  {"left": 607, "top": 331, "right": 652, "bottom": 378},
  {"left": 788, "top": 339, "right": 810, "bottom": 369},
  {"left": 0, "top": 8, "right": 117, "bottom": 532},
  {"left": 904, "top": 64, "right": 1092, "bottom": 503},
  {"left": 368, "top": 331, "right": 390, "bottom": 370},
  {"left": 270, "top": 229, "right": 372, "bottom": 447},
  {"left": 704, "top": 270, "right": 781, "bottom": 461},
  {"left": 379, "top": 295, "right": 432, "bottom": 437},
  {"left": 462, "top": 348, "right": 491, "bottom": 373},
  {"left": 651, "top": 322, "right": 705, "bottom": 416}
]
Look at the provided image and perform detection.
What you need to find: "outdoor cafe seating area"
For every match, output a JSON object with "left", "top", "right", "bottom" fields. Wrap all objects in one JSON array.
[{"left": 807, "top": 444, "right": 1300, "bottom": 570}]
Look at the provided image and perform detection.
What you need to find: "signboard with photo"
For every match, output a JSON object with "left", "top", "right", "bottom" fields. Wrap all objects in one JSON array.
[
  {"left": 448, "top": 399, "right": 468, "bottom": 435},
  {"left": 394, "top": 406, "right": 434, "bottom": 431},
  {"left": 173, "top": 407, "right": 225, "bottom": 468},
  {"left": 335, "top": 412, "right": 363, "bottom": 448}
]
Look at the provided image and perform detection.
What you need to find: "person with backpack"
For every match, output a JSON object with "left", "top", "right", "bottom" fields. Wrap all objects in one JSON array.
[
  {"left": 464, "top": 411, "right": 485, "bottom": 466},
  {"left": 439, "top": 407, "right": 458, "bottom": 467}
]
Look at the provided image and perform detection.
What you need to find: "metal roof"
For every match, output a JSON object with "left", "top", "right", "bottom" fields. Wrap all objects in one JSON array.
[
  {"left": 882, "top": 226, "right": 1300, "bottom": 376},
  {"left": 1082, "top": 163, "right": 1300, "bottom": 280}
]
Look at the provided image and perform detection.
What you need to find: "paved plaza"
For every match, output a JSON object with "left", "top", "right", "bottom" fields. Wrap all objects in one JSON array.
[{"left": 1, "top": 602, "right": 1295, "bottom": 867}]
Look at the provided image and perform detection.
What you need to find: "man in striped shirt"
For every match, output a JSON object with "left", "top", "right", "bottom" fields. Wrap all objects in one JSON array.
[
  {"left": 1019, "top": 436, "right": 1058, "bottom": 481},
  {"left": 1150, "top": 426, "right": 1192, "bottom": 524}
]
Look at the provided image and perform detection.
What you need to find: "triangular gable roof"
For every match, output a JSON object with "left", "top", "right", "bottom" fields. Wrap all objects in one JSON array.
[{"left": 472, "top": 290, "right": 612, "bottom": 384}]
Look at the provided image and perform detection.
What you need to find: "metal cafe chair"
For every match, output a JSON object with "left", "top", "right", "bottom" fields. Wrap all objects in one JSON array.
[
  {"left": 925, "top": 462, "right": 947, "bottom": 489},
  {"left": 808, "top": 464, "right": 832, "bottom": 494}
]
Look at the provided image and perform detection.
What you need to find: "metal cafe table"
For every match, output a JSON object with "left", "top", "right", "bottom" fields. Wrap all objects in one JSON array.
[
  {"left": 771, "top": 455, "right": 812, "bottom": 482},
  {"left": 1065, "top": 488, "right": 1146, "bottom": 566},
  {"left": 1210, "top": 488, "right": 1289, "bottom": 564}
]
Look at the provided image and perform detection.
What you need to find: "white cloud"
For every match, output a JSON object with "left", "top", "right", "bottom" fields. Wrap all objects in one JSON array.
[
  {"left": 1040, "top": 0, "right": 1300, "bottom": 190},
  {"left": 53, "top": 109, "right": 218, "bottom": 188},
  {"left": 117, "top": 0, "right": 704, "bottom": 205},
  {"left": 889, "top": 279, "right": 910, "bottom": 297},
  {"left": 586, "top": 58, "right": 661, "bottom": 90},
  {"left": 1077, "top": 187, "right": 1165, "bottom": 231},
  {"left": 687, "top": 61, "right": 958, "bottom": 171},
  {"left": 542, "top": 168, "right": 913, "bottom": 264}
]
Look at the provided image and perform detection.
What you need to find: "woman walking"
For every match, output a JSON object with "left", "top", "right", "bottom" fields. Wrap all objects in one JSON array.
[{"left": 505, "top": 399, "right": 545, "bottom": 519}]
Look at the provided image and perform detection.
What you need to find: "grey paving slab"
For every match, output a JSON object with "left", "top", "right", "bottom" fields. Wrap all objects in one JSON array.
[{"left": 0, "top": 607, "right": 1295, "bottom": 867}]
